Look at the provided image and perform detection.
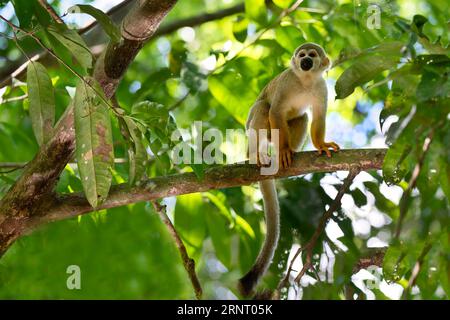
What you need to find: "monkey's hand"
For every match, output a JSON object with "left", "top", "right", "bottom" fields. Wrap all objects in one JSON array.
[
  {"left": 279, "top": 147, "right": 294, "bottom": 169},
  {"left": 316, "top": 142, "right": 340, "bottom": 158}
]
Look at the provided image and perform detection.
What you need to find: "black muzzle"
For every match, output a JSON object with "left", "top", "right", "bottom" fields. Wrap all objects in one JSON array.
[{"left": 300, "top": 57, "right": 313, "bottom": 71}]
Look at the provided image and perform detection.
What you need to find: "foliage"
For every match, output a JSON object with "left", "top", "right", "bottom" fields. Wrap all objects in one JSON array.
[{"left": 0, "top": 0, "right": 448, "bottom": 299}]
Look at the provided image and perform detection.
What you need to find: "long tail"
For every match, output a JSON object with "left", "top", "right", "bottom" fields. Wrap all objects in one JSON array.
[{"left": 238, "top": 179, "right": 280, "bottom": 297}]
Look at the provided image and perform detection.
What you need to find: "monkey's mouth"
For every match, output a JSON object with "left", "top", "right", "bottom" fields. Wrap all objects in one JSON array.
[{"left": 300, "top": 58, "right": 313, "bottom": 71}]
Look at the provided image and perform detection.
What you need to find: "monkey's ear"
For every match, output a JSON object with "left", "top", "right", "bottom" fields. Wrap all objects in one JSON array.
[{"left": 321, "top": 56, "right": 331, "bottom": 69}]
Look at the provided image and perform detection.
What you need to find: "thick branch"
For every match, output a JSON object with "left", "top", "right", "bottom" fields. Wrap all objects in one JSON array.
[
  {"left": 0, "top": 0, "right": 178, "bottom": 255},
  {"left": 26, "top": 149, "right": 385, "bottom": 232},
  {"left": 152, "top": 3, "right": 244, "bottom": 38}
]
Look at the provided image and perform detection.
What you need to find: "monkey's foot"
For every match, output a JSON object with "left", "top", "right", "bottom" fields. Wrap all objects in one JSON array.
[
  {"left": 279, "top": 148, "right": 294, "bottom": 168},
  {"left": 317, "top": 142, "right": 340, "bottom": 158}
]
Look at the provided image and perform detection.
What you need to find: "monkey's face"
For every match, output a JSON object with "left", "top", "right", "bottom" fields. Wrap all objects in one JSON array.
[{"left": 292, "top": 44, "right": 330, "bottom": 74}]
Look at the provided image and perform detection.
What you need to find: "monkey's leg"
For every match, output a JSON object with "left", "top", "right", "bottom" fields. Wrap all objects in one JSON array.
[
  {"left": 248, "top": 101, "right": 271, "bottom": 166},
  {"left": 288, "top": 114, "right": 308, "bottom": 152},
  {"left": 269, "top": 111, "right": 293, "bottom": 169}
]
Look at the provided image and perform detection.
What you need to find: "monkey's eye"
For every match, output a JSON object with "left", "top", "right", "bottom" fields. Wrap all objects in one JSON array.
[
  {"left": 299, "top": 53, "right": 306, "bottom": 57},
  {"left": 309, "top": 52, "right": 316, "bottom": 57}
]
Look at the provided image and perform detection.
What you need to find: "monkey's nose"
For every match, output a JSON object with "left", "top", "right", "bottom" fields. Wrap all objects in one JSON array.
[{"left": 300, "top": 57, "right": 313, "bottom": 71}]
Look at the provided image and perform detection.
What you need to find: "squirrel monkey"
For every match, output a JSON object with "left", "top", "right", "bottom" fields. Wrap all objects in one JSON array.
[{"left": 239, "top": 43, "right": 340, "bottom": 297}]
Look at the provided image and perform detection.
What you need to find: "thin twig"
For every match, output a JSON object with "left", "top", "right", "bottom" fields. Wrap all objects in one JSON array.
[
  {"left": 0, "top": 93, "right": 28, "bottom": 104},
  {"left": 151, "top": 201, "right": 203, "bottom": 300},
  {"left": 38, "top": 0, "right": 64, "bottom": 24},
  {"left": 277, "top": 167, "right": 360, "bottom": 293},
  {"left": 402, "top": 243, "right": 432, "bottom": 299},
  {"left": 394, "top": 129, "right": 434, "bottom": 240},
  {"left": 168, "top": 91, "right": 190, "bottom": 111},
  {"left": 0, "top": 31, "right": 14, "bottom": 39}
]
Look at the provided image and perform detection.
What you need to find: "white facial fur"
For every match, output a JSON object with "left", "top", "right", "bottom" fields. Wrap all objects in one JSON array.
[{"left": 290, "top": 44, "right": 329, "bottom": 76}]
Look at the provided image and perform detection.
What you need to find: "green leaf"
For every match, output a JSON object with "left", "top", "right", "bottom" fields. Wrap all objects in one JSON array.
[
  {"left": 416, "top": 64, "right": 450, "bottom": 102},
  {"left": 174, "top": 193, "right": 207, "bottom": 259},
  {"left": 205, "top": 203, "right": 232, "bottom": 268},
  {"left": 232, "top": 15, "right": 249, "bottom": 43},
  {"left": 336, "top": 42, "right": 405, "bottom": 66},
  {"left": 273, "top": 0, "right": 292, "bottom": 9},
  {"left": 350, "top": 187, "right": 367, "bottom": 207},
  {"left": 245, "top": 0, "right": 267, "bottom": 24},
  {"left": 364, "top": 181, "right": 399, "bottom": 219},
  {"left": 74, "top": 77, "right": 114, "bottom": 208},
  {"left": 27, "top": 61, "right": 55, "bottom": 145},
  {"left": 411, "top": 15, "right": 450, "bottom": 55},
  {"left": 275, "top": 25, "right": 304, "bottom": 52},
  {"left": 32, "top": 0, "right": 52, "bottom": 27},
  {"left": 190, "top": 163, "right": 205, "bottom": 180},
  {"left": 131, "top": 101, "right": 169, "bottom": 130},
  {"left": 208, "top": 66, "right": 259, "bottom": 125},
  {"left": 381, "top": 115, "right": 423, "bottom": 185},
  {"left": 382, "top": 143, "right": 411, "bottom": 186},
  {"left": 122, "top": 116, "right": 148, "bottom": 186},
  {"left": 383, "top": 243, "right": 407, "bottom": 282},
  {"left": 204, "top": 192, "right": 234, "bottom": 225},
  {"left": 11, "top": 0, "right": 33, "bottom": 28},
  {"left": 68, "top": 5, "right": 121, "bottom": 43},
  {"left": 440, "top": 162, "right": 450, "bottom": 200},
  {"left": 48, "top": 26, "right": 93, "bottom": 70},
  {"left": 335, "top": 54, "right": 400, "bottom": 99}
]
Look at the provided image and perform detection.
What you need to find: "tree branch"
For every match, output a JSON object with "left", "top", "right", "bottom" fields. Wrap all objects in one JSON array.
[
  {"left": 394, "top": 130, "right": 434, "bottom": 240},
  {"left": 24, "top": 149, "right": 385, "bottom": 235},
  {"left": 152, "top": 3, "right": 244, "bottom": 38},
  {"left": 402, "top": 242, "right": 432, "bottom": 299},
  {"left": 151, "top": 201, "right": 203, "bottom": 299},
  {"left": 38, "top": 0, "right": 64, "bottom": 24},
  {"left": 0, "top": 0, "right": 178, "bottom": 256}
]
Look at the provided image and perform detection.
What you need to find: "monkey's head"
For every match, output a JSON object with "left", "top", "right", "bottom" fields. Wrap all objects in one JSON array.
[{"left": 291, "top": 43, "right": 330, "bottom": 74}]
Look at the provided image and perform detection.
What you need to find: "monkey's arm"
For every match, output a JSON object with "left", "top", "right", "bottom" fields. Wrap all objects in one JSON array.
[{"left": 311, "top": 94, "right": 340, "bottom": 157}]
